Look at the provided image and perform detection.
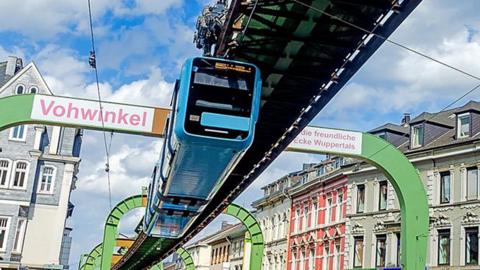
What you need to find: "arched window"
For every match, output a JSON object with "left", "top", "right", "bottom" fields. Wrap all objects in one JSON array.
[
  {"left": 38, "top": 166, "right": 56, "bottom": 193},
  {"left": 29, "top": 86, "right": 38, "bottom": 94},
  {"left": 15, "top": 84, "right": 25, "bottom": 94},
  {"left": 12, "top": 161, "right": 29, "bottom": 189},
  {"left": 0, "top": 159, "right": 11, "bottom": 188}
]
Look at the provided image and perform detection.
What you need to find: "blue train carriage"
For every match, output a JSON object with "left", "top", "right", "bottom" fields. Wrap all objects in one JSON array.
[{"left": 144, "top": 57, "right": 262, "bottom": 238}]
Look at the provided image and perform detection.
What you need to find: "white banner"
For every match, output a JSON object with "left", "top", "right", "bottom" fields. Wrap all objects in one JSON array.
[
  {"left": 31, "top": 95, "right": 155, "bottom": 133},
  {"left": 288, "top": 126, "right": 362, "bottom": 155}
]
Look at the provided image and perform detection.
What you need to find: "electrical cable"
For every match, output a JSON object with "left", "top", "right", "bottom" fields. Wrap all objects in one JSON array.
[
  {"left": 87, "top": 0, "right": 113, "bottom": 210},
  {"left": 291, "top": 0, "right": 480, "bottom": 82}
]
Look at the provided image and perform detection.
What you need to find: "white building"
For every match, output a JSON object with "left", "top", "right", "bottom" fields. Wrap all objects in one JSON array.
[
  {"left": 252, "top": 171, "right": 301, "bottom": 270},
  {"left": 0, "top": 56, "right": 82, "bottom": 269}
]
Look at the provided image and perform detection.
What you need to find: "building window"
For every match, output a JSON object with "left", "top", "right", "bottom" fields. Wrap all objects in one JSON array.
[
  {"left": 0, "top": 217, "right": 9, "bottom": 251},
  {"left": 39, "top": 166, "right": 56, "bottom": 193},
  {"left": 465, "top": 227, "right": 479, "bottom": 265},
  {"left": 9, "top": 125, "right": 27, "bottom": 141},
  {"left": 304, "top": 206, "right": 309, "bottom": 229},
  {"left": 325, "top": 197, "right": 332, "bottom": 224},
  {"left": 376, "top": 235, "right": 387, "bottom": 267},
  {"left": 316, "top": 166, "right": 324, "bottom": 176},
  {"left": 356, "top": 185, "right": 365, "bottom": 213},
  {"left": 466, "top": 167, "right": 479, "bottom": 200},
  {"left": 323, "top": 245, "right": 330, "bottom": 270},
  {"left": 395, "top": 233, "right": 401, "bottom": 266},
  {"left": 0, "top": 160, "right": 11, "bottom": 188},
  {"left": 379, "top": 181, "right": 388, "bottom": 211},
  {"left": 12, "top": 161, "right": 28, "bottom": 189},
  {"left": 440, "top": 172, "right": 451, "bottom": 204},
  {"left": 312, "top": 202, "right": 318, "bottom": 227},
  {"left": 353, "top": 237, "right": 363, "bottom": 268},
  {"left": 300, "top": 250, "right": 305, "bottom": 270},
  {"left": 333, "top": 242, "right": 341, "bottom": 270},
  {"left": 29, "top": 86, "right": 38, "bottom": 94},
  {"left": 438, "top": 229, "right": 450, "bottom": 265},
  {"left": 302, "top": 174, "right": 308, "bottom": 184},
  {"left": 15, "top": 84, "right": 25, "bottom": 94},
  {"left": 457, "top": 113, "right": 471, "bottom": 138},
  {"left": 411, "top": 124, "right": 424, "bottom": 148},
  {"left": 12, "top": 218, "right": 26, "bottom": 253},
  {"left": 336, "top": 193, "right": 343, "bottom": 221},
  {"left": 308, "top": 248, "right": 315, "bottom": 270},
  {"left": 296, "top": 209, "right": 301, "bottom": 233},
  {"left": 333, "top": 158, "right": 343, "bottom": 168},
  {"left": 291, "top": 252, "right": 297, "bottom": 270}
]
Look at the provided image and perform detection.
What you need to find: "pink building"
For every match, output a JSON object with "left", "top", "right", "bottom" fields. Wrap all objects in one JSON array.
[{"left": 287, "top": 160, "right": 348, "bottom": 270}]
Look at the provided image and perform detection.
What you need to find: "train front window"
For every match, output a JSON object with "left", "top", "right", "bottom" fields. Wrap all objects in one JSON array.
[
  {"left": 185, "top": 58, "right": 256, "bottom": 139},
  {"left": 193, "top": 72, "right": 249, "bottom": 91}
]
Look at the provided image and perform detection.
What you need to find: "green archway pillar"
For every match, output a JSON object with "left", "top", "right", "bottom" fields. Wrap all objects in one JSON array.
[
  {"left": 100, "top": 195, "right": 146, "bottom": 270},
  {"left": 79, "top": 244, "right": 102, "bottom": 270},
  {"left": 223, "top": 203, "right": 264, "bottom": 270},
  {"left": 288, "top": 126, "right": 429, "bottom": 270}
]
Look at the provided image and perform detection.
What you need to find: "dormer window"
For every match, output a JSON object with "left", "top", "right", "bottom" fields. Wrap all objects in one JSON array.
[
  {"left": 377, "top": 132, "right": 387, "bottom": 140},
  {"left": 301, "top": 174, "right": 308, "bottom": 184},
  {"left": 411, "top": 124, "right": 424, "bottom": 148},
  {"left": 15, "top": 84, "right": 25, "bottom": 95},
  {"left": 316, "top": 166, "right": 324, "bottom": 176},
  {"left": 457, "top": 113, "right": 471, "bottom": 138},
  {"left": 29, "top": 86, "right": 38, "bottom": 94}
]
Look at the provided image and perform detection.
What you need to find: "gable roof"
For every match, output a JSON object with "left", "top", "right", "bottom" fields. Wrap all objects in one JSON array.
[
  {"left": 0, "top": 61, "right": 7, "bottom": 87},
  {"left": 369, "top": 123, "right": 409, "bottom": 135},
  {"left": 456, "top": 100, "right": 480, "bottom": 114},
  {"left": 0, "top": 62, "right": 53, "bottom": 95},
  {"left": 409, "top": 110, "right": 455, "bottom": 128}
]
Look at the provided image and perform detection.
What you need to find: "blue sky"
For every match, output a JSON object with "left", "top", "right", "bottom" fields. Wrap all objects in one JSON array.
[{"left": 1, "top": 0, "right": 480, "bottom": 268}]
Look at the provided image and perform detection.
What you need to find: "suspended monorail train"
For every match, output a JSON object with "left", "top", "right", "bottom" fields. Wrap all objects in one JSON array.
[{"left": 144, "top": 57, "right": 262, "bottom": 238}]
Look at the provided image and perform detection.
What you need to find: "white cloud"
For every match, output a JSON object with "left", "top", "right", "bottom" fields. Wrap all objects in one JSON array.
[
  {"left": 113, "top": 0, "right": 183, "bottom": 16},
  {"left": 0, "top": 0, "right": 184, "bottom": 39},
  {"left": 78, "top": 140, "right": 161, "bottom": 198}
]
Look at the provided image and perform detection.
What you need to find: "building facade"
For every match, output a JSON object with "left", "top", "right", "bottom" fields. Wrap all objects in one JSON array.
[
  {"left": 345, "top": 102, "right": 480, "bottom": 269},
  {"left": 252, "top": 171, "right": 301, "bottom": 270},
  {"left": 286, "top": 158, "right": 348, "bottom": 270},
  {"left": 0, "top": 56, "right": 82, "bottom": 269},
  {"left": 184, "top": 222, "right": 247, "bottom": 270}
]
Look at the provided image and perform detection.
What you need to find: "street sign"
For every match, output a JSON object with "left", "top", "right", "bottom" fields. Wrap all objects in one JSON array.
[{"left": 0, "top": 94, "right": 170, "bottom": 137}]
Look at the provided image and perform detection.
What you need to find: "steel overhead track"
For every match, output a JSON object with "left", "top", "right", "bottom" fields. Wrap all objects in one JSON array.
[{"left": 113, "top": 1, "right": 422, "bottom": 269}]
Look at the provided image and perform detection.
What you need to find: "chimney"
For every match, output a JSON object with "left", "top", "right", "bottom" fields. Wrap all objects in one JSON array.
[
  {"left": 401, "top": 113, "right": 411, "bottom": 126},
  {"left": 5, "top": 56, "right": 22, "bottom": 76}
]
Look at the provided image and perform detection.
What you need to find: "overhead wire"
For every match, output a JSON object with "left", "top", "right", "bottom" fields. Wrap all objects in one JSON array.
[
  {"left": 290, "top": 0, "right": 480, "bottom": 160},
  {"left": 87, "top": 0, "right": 113, "bottom": 210},
  {"left": 291, "top": 0, "right": 480, "bottom": 82}
]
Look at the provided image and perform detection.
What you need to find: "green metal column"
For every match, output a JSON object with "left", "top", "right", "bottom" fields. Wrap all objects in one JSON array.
[
  {"left": 100, "top": 195, "right": 145, "bottom": 270},
  {"left": 361, "top": 133, "right": 429, "bottom": 269},
  {"left": 288, "top": 126, "right": 429, "bottom": 270},
  {"left": 223, "top": 203, "right": 264, "bottom": 270}
]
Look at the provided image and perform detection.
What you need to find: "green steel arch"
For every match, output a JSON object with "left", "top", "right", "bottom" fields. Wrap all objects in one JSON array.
[
  {"left": 149, "top": 247, "right": 195, "bottom": 270},
  {"left": 223, "top": 203, "right": 264, "bottom": 270},
  {"left": 80, "top": 243, "right": 103, "bottom": 270},
  {"left": 176, "top": 247, "right": 195, "bottom": 270},
  {"left": 288, "top": 126, "right": 429, "bottom": 270},
  {"left": 100, "top": 194, "right": 146, "bottom": 270}
]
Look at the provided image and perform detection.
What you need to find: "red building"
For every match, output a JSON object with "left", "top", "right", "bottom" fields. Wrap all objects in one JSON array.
[{"left": 286, "top": 159, "right": 348, "bottom": 270}]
